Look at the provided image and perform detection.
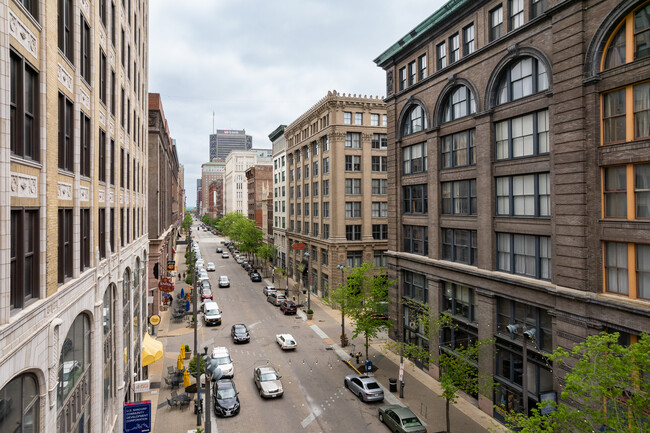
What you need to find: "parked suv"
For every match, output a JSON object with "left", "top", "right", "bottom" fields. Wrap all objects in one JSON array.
[
  {"left": 267, "top": 292, "right": 286, "bottom": 306},
  {"left": 211, "top": 347, "right": 234, "bottom": 378},
  {"left": 279, "top": 300, "right": 297, "bottom": 315}
]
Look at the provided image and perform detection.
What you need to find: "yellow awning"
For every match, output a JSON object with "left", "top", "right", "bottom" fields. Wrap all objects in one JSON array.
[{"left": 142, "top": 333, "right": 164, "bottom": 366}]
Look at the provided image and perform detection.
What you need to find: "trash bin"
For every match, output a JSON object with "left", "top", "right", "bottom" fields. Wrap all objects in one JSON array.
[{"left": 389, "top": 378, "right": 397, "bottom": 392}]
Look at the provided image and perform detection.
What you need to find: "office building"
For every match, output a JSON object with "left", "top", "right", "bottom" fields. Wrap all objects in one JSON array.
[
  {"left": 223, "top": 150, "right": 272, "bottom": 215},
  {"left": 209, "top": 129, "right": 253, "bottom": 160},
  {"left": 201, "top": 160, "right": 226, "bottom": 218},
  {"left": 375, "top": 0, "right": 650, "bottom": 419},
  {"left": 271, "top": 125, "right": 288, "bottom": 269}
]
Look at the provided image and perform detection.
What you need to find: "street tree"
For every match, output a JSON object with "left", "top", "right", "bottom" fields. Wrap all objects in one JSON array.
[
  {"left": 256, "top": 243, "right": 276, "bottom": 276},
  {"left": 505, "top": 332, "right": 650, "bottom": 433},
  {"left": 181, "top": 212, "right": 192, "bottom": 232}
]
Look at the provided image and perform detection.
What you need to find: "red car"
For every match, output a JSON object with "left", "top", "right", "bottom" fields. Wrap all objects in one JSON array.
[
  {"left": 279, "top": 300, "right": 297, "bottom": 315},
  {"left": 201, "top": 288, "right": 213, "bottom": 300}
]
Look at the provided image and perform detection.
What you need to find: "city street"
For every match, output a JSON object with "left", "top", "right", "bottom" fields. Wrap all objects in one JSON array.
[{"left": 155, "top": 226, "right": 387, "bottom": 432}]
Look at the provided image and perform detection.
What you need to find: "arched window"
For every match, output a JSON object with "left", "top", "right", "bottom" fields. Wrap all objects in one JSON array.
[
  {"left": 401, "top": 105, "right": 427, "bottom": 137},
  {"left": 57, "top": 314, "right": 91, "bottom": 433},
  {"left": 0, "top": 373, "right": 39, "bottom": 433},
  {"left": 603, "top": 2, "right": 650, "bottom": 71},
  {"left": 103, "top": 285, "right": 116, "bottom": 418},
  {"left": 441, "top": 85, "right": 476, "bottom": 123},
  {"left": 496, "top": 57, "right": 548, "bottom": 105}
]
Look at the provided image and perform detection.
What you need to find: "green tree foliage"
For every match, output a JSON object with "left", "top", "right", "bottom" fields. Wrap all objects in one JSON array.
[
  {"left": 256, "top": 243, "right": 276, "bottom": 275},
  {"left": 181, "top": 212, "right": 192, "bottom": 232},
  {"left": 188, "top": 355, "right": 205, "bottom": 375},
  {"left": 326, "top": 262, "right": 394, "bottom": 359},
  {"left": 506, "top": 332, "right": 650, "bottom": 433}
]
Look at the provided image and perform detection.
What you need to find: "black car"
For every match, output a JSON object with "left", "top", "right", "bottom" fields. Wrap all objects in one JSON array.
[
  {"left": 231, "top": 324, "right": 250, "bottom": 343},
  {"left": 247, "top": 267, "right": 257, "bottom": 275},
  {"left": 243, "top": 263, "right": 252, "bottom": 272},
  {"left": 212, "top": 379, "right": 240, "bottom": 417},
  {"left": 216, "top": 247, "right": 223, "bottom": 253},
  {"left": 250, "top": 272, "right": 262, "bottom": 282}
]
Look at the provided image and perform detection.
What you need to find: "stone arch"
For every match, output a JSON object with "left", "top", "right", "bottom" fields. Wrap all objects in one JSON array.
[
  {"left": 433, "top": 76, "right": 480, "bottom": 127},
  {"left": 396, "top": 97, "right": 429, "bottom": 141}
]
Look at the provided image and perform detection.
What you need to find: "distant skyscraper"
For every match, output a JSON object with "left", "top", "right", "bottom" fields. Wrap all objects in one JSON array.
[{"left": 209, "top": 129, "right": 253, "bottom": 160}]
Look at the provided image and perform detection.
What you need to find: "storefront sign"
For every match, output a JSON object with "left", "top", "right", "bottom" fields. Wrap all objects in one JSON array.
[
  {"left": 158, "top": 277, "right": 174, "bottom": 293},
  {"left": 149, "top": 315, "right": 161, "bottom": 326},
  {"left": 167, "top": 260, "right": 175, "bottom": 271},
  {"left": 123, "top": 401, "right": 151, "bottom": 432},
  {"left": 134, "top": 380, "right": 150, "bottom": 393},
  {"left": 292, "top": 242, "right": 307, "bottom": 250}
]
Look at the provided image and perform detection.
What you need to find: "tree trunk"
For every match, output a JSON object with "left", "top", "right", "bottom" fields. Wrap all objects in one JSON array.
[
  {"left": 446, "top": 398, "right": 450, "bottom": 433},
  {"left": 365, "top": 335, "right": 369, "bottom": 360}
]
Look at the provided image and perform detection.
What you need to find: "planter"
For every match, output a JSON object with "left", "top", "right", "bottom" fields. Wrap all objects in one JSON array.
[
  {"left": 306, "top": 313, "right": 313, "bottom": 320},
  {"left": 185, "top": 353, "right": 191, "bottom": 360}
]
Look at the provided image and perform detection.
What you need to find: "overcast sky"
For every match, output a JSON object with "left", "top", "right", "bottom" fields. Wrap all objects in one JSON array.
[{"left": 149, "top": 0, "right": 447, "bottom": 207}]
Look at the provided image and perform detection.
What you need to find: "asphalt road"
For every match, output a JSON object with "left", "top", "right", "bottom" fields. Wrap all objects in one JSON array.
[{"left": 191, "top": 225, "right": 387, "bottom": 433}]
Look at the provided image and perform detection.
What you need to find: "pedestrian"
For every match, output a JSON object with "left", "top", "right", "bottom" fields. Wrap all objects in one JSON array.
[{"left": 183, "top": 272, "right": 186, "bottom": 279}]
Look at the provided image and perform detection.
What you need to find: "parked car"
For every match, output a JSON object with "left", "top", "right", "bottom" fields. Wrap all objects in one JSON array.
[
  {"left": 201, "top": 279, "right": 211, "bottom": 291},
  {"left": 211, "top": 347, "right": 234, "bottom": 378},
  {"left": 236, "top": 257, "right": 245, "bottom": 264},
  {"left": 276, "top": 334, "right": 297, "bottom": 350},
  {"left": 203, "top": 302, "right": 222, "bottom": 326},
  {"left": 344, "top": 374, "right": 384, "bottom": 402},
  {"left": 206, "top": 262, "right": 216, "bottom": 272},
  {"left": 263, "top": 285, "right": 276, "bottom": 296},
  {"left": 201, "top": 288, "right": 213, "bottom": 301},
  {"left": 221, "top": 252, "right": 229, "bottom": 259},
  {"left": 212, "top": 379, "right": 240, "bottom": 417},
  {"left": 231, "top": 324, "right": 250, "bottom": 343},
  {"left": 378, "top": 405, "right": 426, "bottom": 433},
  {"left": 250, "top": 272, "right": 262, "bottom": 282},
  {"left": 243, "top": 263, "right": 252, "bottom": 272},
  {"left": 196, "top": 259, "right": 205, "bottom": 269},
  {"left": 267, "top": 292, "right": 286, "bottom": 306},
  {"left": 218, "top": 276, "right": 230, "bottom": 288},
  {"left": 279, "top": 300, "right": 297, "bottom": 315},
  {"left": 216, "top": 247, "right": 223, "bottom": 253},
  {"left": 247, "top": 267, "right": 257, "bottom": 275},
  {"left": 253, "top": 366, "right": 283, "bottom": 398}
]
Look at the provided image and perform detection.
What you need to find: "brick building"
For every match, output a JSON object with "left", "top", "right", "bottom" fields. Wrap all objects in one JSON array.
[{"left": 375, "top": 0, "right": 650, "bottom": 419}]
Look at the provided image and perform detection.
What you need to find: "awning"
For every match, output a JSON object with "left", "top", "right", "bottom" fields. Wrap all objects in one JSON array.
[{"left": 142, "top": 333, "right": 164, "bottom": 367}]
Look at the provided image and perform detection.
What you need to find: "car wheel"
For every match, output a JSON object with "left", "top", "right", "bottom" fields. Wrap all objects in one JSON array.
[
  {"left": 259, "top": 389, "right": 264, "bottom": 398},
  {"left": 344, "top": 380, "right": 348, "bottom": 389},
  {"left": 378, "top": 413, "right": 384, "bottom": 423}
]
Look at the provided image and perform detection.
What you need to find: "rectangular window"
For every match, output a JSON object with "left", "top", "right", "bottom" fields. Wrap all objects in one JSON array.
[
  {"left": 81, "top": 16, "right": 91, "bottom": 82},
  {"left": 408, "top": 61, "right": 416, "bottom": 85},
  {"left": 605, "top": 242, "right": 629, "bottom": 295},
  {"left": 58, "top": 0, "right": 73, "bottom": 61},
  {"left": 322, "top": 249, "right": 329, "bottom": 266},
  {"left": 313, "top": 202, "right": 319, "bottom": 216},
  {"left": 403, "top": 225, "right": 429, "bottom": 256},
  {"left": 355, "top": 112, "right": 363, "bottom": 125},
  {"left": 296, "top": 185, "right": 301, "bottom": 198},
  {"left": 637, "top": 244, "right": 650, "bottom": 299},
  {"left": 110, "top": 208, "right": 115, "bottom": 253},
  {"left": 636, "top": 164, "right": 650, "bottom": 218},
  {"left": 443, "top": 281, "right": 477, "bottom": 323},
  {"left": 497, "top": 297, "right": 552, "bottom": 351},
  {"left": 345, "top": 202, "right": 362, "bottom": 218},
  {"left": 403, "top": 184, "right": 428, "bottom": 214},
  {"left": 296, "top": 167, "right": 301, "bottom": 180},
  {"left": 530, "top": 0, "right": 547, "bottom": 19},
  {"left": 449, "top": 33, "right": 460, "bottom": 63},
  {"left": 80, "top": 113, "right": 91, "bottom": 177},
  {"left": 345, "top": 155, "right": 362, "bottom": 172},
  {"left": 345, "top": 132, "right": 361, "bottom": 148},
  {"left": 110, "top": 139, "right": 116, "bottom": 185},
  {"left": 463, "top": 24, "right": 475, "bottom": 55},
  {"left": 312, "top": 140, "right": 319, "bottom": 156},
  {"left": 402, "top": 142, "right": 428, "bottom": 174},
  {"left": 371, "top": 113, "right": 380, "bottom": 126},
  {"left": 441, "top": 129, "right": 475, "bottom": 169},
  {"left": 313, "top": 181, "right": 319, "bottom": 197},
  {"left": 304, "top": 202, "right": 309, "bottom": 216},
  {"left": 344, "top": 112, "right": 352, "bottom": 124},
  {"left": 604, "top": 166, "right": 627, "bottom": 218},
  {"left": 418, "top": 54, "right": 427, "bottom": 80},
  {"left": 509, "top": 0, "right": 524, "bottom": 30},
  {"left": 345, "top": 178, "right": 362, "bottom": 195},
  {"left": 111, "top": 69, "right": 116, "bottom": 115},
  {"left": 372, "top": 202, "right": 388, "bottom": 218},
  {"left": 497, "top": 233, "right": 551, "bottom": 280},
  {"left": 603, "top": 89, "right": 626, "bottom": 144},
  {"left": 322, "top": 135, "right": 329, "bottom": 152},
  {"left": 373, "top": 224, "right": 388, "bottom": 240},
  {"left": 323, "top": 224, "right": 330, "bottom": 239},
  {"left": 323, "top": 157, "right": 330, "bottom": 174},
  {"left": 80, "top": 208, "right": 90, "bottom": 270},
  {"left": 58, "top": 208, "right": 73, "bottom": 283},
  {"left": 634, "top": 82, "right": 650, "bottom": 139},
  {"left": 304, "top": 164, "right": 309, "bottom": 179},
  {"left": 383, "top": 115, "right": 388, "bottom": 127},
  {"left": 490, "top": 6, "right": 504, "bottom": 41},
  {"left": 374, "top": 250, "right": 387, "bottom": 267},
  {"left": 399, "top": 67, "right": 406, "bottom": 90},
  {"left": 496, "top": 173, "right": 550, "bottom": 217},
  {"left": 58, "top": 93, "right": 74, "bottom": 171},
  {"left": 442, "top": 228, "right": 477, "bottom": 265},
  {"left": 495, "top": 110, "right": 549, "bottom": 160},
  {"left": 442, "top": 179, "right": 477, "bottom": 215},
  {"left": 99, "top": 129, "right": 107, "bottom": 182},
  {"left": 347, "top": 250, "right": 363, "bottom": 267},
  {"left": 99, "top": 50, "right": 107, "bottom": 104},
  {"left": 372, "top": 156, "right": 388, "bottom": 172},
  {"left": 436, "top": 42, "right": 447, "bottom": 69},
  {"left": 372, "top": 133, "right": 388, "bottom": 149},
  {"left": 323, "top": 180, "right": 330, "bottom": 196},
  {"left": 10, "top": 50, "right": 39, "bottom": 161},
  {"left": 313, "top": 223, "right": 319, "bottom": 237},
  {"left": 403, "top": 270, "right": 428, "bottom": 303},
  {"left": 323, "top": 202, "right": 330, "bottom": 218},
  {"left": 10, "top": 208, "right": 39, "bottom": 309},
  {"left": 346, "top": 225, "right": 362, "bottom": 241},
  {"left": 372, "top": 179, "right": 388, "bottom": 195}
]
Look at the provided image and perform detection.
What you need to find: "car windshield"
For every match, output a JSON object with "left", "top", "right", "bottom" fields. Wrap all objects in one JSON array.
[
  {"left": 234, "top": 325, "right": 246, "bottom": 333},
  {"left": 402, "top": 417, "right": 422, "bottom": 427},
  {"left": 285, "top": 339, "right": 295, "bottom": 345},
  {"left": 217, "top": 388, "right": 236, "bottom": 399},
  {"left": 261, "top": 373, "right": 278, "bottom": 381},
  {"left": 215, "top": 356, "right": 231, "bottom": 365},
  {"left": 206, "top": 309, "right": 219, "bottom": 315}
]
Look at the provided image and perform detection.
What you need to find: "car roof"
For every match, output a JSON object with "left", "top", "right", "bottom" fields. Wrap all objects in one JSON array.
[
  {"left": 256, "top": 366, "right": 276, "bottom": 374},
  {"left": 277, "top": 333, "right": 293, "bottom": 339},
  {"left": 212, "top": 346, "right": 229, "bottom": 355},
  {"left": 382, "top": 405, "right": 417, "bottom": 418}
]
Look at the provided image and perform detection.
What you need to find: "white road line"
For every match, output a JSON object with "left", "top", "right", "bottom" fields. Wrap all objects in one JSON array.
[
  {"left": 309, "top": 324, "right": 329, "bottom": 339},
  {"left": 248, "top": 321, "right": 262, "bottom": 329},
  {"left": 300, "top": 407, "right": 322, "bottom": 428}
]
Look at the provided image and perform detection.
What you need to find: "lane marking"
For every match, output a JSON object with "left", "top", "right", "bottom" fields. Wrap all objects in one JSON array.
[
  {"left": 309, "top": 324, "right": 328, "bottom": 339},
  {"left": 300, "top": 407, "right": 322, "bottom": 428},
  {"left": 248, "top": 321, "right": 261, "bottom": 329}
]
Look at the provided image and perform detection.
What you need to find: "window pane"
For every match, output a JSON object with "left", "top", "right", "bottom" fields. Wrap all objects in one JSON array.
[
  {"left": 634, "top": 82, "right": 650, "bottom": 139},
  {"left": 604, "top": 166, "right": 627, "bottom": 218},
  {"left": 604, "top": 25, "right": 627, "bottom": 69},
  {"left": 636, "top": 164, "right": 650, "bottom": 218}
]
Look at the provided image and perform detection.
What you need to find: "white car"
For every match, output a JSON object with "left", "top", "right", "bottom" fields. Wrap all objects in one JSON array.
[
  {"left": 196, "top": 259, "right": 205, "bottom": 268},
  {"left": 218, "top": 276, "right": 230, "bottom": 288},
  {"left": 211, "top": 347, "right": 234, "bottom": 378},
  {"left": 276, "top": 334, "right": 297, "bottom": 350},
  {"left": 206, "top": 262, "right": 215, "bottom": 271}
]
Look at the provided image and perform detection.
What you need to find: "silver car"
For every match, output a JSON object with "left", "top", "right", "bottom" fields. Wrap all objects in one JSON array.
[
  {"left": 344, "top": 374, "right": 384, "bottom": 402},
  {"left": 253, "top": 366, "right": 283, "bottom": 398}
]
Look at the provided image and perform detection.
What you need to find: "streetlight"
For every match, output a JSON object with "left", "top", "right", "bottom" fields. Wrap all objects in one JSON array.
[
  {"left": 336, "top": 264, "right": 346, "bottom": 347},
  {"left": 203, "top": 347, "right": 223, "bottom": 432},
  {"left": 304, "top": 249, "right": 311, "bottom": 311},
  {"left": 192, "top": 244, "right": 200, "bottom": 427}
]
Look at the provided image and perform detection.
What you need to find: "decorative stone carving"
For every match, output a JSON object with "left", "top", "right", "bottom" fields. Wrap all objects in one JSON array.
[
  {"left": 10, "top": 173, "right": 37, "bottom": 198},
  {"left": 9, "top": 10, "right": 37, "bottom": 58},
  {"left": 120, "top": 192, "right": 124, "bottom": 204},
  {"left": 99, "top": 189, "right": 105, "bottom": 203},
  {"left": 386, "top": 71, "right": 393, "bottom": 97},
  {"left": 80, "top": 0, "right": 90, "bottom": 18},
  {"left": 109, "top": 120, "right": 115, "bottom": 135},
  {"left": 79, "top": 88, "right": 91, "bottom": 111},
  {"left": 109, "top": 49, "right": 115, "bottom": 65},
  {"left": 120, "top": 132, "right": 124, "bottom": 145},
  {"left": 99, "top": 29, "right": 106, "bottom": 47},
  {"left": 109, "top": 190, "right": 114, "bottom": 204},
  {"left": 80, "top": 186, "right": 89, "bottom": 202},
  {"left": 58, "top": 63, "right": 73, "bottom": 92},
  {"left": 99, "top": 110, "right": 106, "bottom": 126},
  {"left": 125, "top": 192, "right": 130, "bottom": 205},
  {"left": 58, "top": 182, "right": 72, "bottom": 201}
]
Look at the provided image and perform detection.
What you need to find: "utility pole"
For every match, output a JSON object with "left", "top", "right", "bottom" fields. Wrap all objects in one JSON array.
[
  {"left": 336, "top": 265, "right": 346, "bottom": 347},
  {"left": 306, "top": 246, "right": 311, "bottom": 311},
  {"left": 191, "top": 234, "right": 201, "bottom": 427}
]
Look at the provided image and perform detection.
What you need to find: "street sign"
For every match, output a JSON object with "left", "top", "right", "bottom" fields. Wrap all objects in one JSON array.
[
  {"left": 167, "top": 260, "right": 175, "bottom": 271},
  {"left": 149, "top": 315, "right": 161, "bottom": 326},
  {"left": 123, "top": 401, "right": 151, "bottom": 433},
  {"left": 134, "top": 380, "right": 150, "bottom": 393},
  {"left": 292, "top": 242, "right": 307, "bottom": 250}
]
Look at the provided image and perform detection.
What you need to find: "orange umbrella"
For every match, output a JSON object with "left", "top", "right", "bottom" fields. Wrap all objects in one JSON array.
[{"left": 177, "top": 354, "right": 184, "bottom": 371}]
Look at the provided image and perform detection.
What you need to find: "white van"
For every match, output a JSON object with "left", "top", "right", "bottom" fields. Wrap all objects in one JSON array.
[
  {"left": 203, "top": 301, "right": 222, "bottom": 326},
  {"left": 211, "top": 346, "right": 234, "bottom": 378}
]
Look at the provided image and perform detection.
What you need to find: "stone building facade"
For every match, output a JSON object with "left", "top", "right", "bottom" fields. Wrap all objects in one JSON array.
[
  {"left": 271, "top": 125, "right": 288, "bottom": 269},
  {"left": 375, "top": 0, "right": 650, "bottom": 419},
  {"left": 201, "top": 159, "right": 225, "bottom": 218},
  {"left": 0, "top": 0, "right": 150, "bottom": 432},
  {"left": 285, "top": 91, "right": 388, "bottom": 299}
]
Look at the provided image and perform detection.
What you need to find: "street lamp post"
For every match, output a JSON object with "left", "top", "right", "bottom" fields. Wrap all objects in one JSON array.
[
  {"left": 192, "top": 240, "right": 201, "bottom": 427},
  {"left": 304, "top": 249, "right": 311, "bottom": 311},
  {"left": 336, "top": 264, "right": 346, "bottom": 347}
]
